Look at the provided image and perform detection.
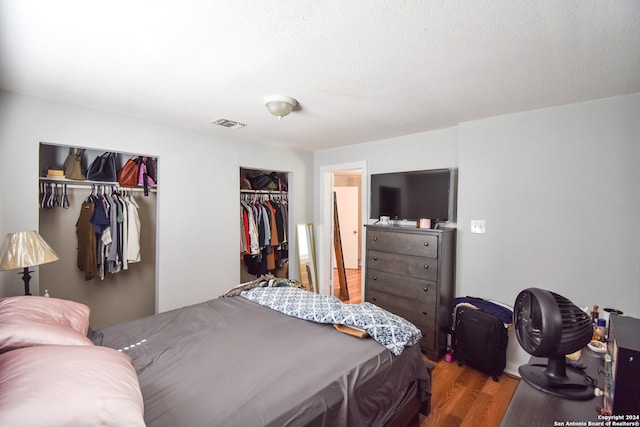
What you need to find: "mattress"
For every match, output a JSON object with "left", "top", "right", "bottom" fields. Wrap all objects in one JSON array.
[{"left": 97, "top": 295, "right": 431, "bottom": 426}]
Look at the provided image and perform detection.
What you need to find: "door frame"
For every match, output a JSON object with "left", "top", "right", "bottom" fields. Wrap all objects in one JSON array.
[{"left": 318, "top": 161, "right": 367, "bottom": 297}]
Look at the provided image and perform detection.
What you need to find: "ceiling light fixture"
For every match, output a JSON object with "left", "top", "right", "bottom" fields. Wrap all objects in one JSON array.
[{"left": 264, "top": 95, "right": 297, "bottom": 120}]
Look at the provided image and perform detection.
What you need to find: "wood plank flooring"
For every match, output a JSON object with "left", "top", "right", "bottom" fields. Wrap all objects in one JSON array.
[
  {"left": 418, "top": 356, "right": 519, "bottom": 427},
  {"left": 332, "top": 267, "right": 519, "bottom": 426}
]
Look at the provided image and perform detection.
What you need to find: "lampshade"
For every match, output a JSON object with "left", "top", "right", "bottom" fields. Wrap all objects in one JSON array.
[
  {"left": 264, "top": 95, "right": 297, "bottom": 119},
  {"left": 0, "top": 230, "right": 59, "bottom": 271}
]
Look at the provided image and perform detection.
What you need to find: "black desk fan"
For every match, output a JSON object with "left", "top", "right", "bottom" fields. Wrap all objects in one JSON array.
[{"left": 514, "top": 287, "right": 595, "bottom": 400}]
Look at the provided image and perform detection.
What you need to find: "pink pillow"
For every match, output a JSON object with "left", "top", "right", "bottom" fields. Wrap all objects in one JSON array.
[
  {"left": 0, "top": 345, "right": 145, "bottom": 427},
  {"left": 0, "top": 296, "right": 93, "bottom": 352}
]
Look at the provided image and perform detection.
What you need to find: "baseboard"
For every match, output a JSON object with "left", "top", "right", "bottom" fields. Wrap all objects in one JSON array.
[{"left": 504, "top": 363, "right": 521, "bottom": 378}]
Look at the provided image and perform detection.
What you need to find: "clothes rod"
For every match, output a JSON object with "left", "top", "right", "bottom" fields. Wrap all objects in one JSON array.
[
  {"left": 41, "top": 180, "right": 157, "bottom": 193},
  {"left": 240, "top": 189, "right": 287, "bottom": 194},
  {"left": 63, "top": 184, "right": 157, "bottom": 193}
]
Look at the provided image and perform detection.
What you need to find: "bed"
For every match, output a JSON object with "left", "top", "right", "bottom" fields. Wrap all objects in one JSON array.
[{"left": 0, "top": 282, "right": 431, "bottom": 427}]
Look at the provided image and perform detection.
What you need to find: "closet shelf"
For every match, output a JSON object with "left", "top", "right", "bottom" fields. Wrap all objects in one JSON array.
[{"left": 40, "top": 176, "right": 157, "bottom": 192}]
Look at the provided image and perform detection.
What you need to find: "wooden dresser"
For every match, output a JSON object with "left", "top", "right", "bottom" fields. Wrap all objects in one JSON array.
[{"left": 364, "top": 225, "right": 455, "bottom": 360}]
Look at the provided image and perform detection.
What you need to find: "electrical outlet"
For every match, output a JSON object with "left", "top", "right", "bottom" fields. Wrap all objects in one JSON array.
[{"left": 470, "top": 220, "right": 486, "bottom": 234}]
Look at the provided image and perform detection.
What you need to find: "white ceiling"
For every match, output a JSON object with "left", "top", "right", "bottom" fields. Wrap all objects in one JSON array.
[{"left": 1, "top": 1, "right": 639, "bottom": 152}]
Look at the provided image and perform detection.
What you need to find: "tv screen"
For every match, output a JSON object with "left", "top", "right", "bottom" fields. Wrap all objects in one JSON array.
[{"left": 370, "top": 168, "right": 454, "bottom": 221}]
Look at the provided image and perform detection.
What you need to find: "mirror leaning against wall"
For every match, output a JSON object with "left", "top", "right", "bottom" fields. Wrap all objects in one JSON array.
[{"left": 297, "top": 224, "right": 318, "bottom": 293}]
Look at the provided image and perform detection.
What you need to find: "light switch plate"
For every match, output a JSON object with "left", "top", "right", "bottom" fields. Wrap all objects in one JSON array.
[{"left": 470, "top": 220, "right": 486, "bottom": 234}]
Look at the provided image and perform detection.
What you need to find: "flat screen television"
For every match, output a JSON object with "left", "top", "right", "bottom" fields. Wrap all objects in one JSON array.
[{"left": 370, "top": 168, "right": 455, "bottom": 222}]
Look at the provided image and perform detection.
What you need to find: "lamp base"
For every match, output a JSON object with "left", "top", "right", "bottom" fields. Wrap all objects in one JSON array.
[{"left": 19, "top": 267, "right": 33, "bottom": 295}]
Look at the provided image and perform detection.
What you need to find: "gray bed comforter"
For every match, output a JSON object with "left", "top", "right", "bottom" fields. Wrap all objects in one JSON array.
[{"left": 97, "top": 295, "right": 431, "bottom": 427}]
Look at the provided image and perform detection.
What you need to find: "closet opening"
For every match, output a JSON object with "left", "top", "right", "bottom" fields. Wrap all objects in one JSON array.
[
  {"left": 240, "top": 167, "right": 290, "bottom": 283},
  {"left": 38, "top": 142, "right": 158, "bottom": 329}
]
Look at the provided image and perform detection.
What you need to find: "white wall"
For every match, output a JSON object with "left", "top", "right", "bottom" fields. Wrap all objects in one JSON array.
[
  {"left": 314, "top": 94, "right": 640, "bottom": 373},
  {"left": 457, "top": 95, "right": 640, "bottom": 316},
  {"left": 0, "top": 91, "right": 314, "bottom": 312},
  {"left": 314, "top": 127, "right": 459, "bottom": 181},
  {"left": 457, "top": 95, "right": 640, "bottom": 373}
]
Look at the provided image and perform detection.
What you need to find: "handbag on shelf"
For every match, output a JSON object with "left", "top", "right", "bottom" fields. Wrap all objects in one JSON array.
[
  {"left": 137, "top": 157, "right": 156, "bottom": 186},
  {"left": 117, "top": 158, "right": 139, "bottom": 187},
  {"left": 63, "top": 148, "right": 85, "bottom": 180},
  {"left": 137, "top": 157, "right": 155, "bottom": 196},
  {"left": 117, "top": 156, "right": 156, "bottom": 195},
  {"left": 144, "top": 156, "right": 157, "bottom": 184},
  {"left": 86, "top": 152, "right": 117, "bottom": 182},
  {"left": 248, "top": 172, "right": 279, "bottom": 190}
]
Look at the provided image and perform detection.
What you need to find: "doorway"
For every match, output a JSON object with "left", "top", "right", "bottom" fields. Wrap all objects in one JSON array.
[
  {"left": 318, "top": 162, "right": 366, "bottom": 304},
  {"left": 333, "top": 172, "right": 361, "bottom": 302}
]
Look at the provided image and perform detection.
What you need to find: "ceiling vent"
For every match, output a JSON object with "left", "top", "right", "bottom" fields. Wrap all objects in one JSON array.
[{"left": 211, "top": 118, "right": 246, "bottom": 129}]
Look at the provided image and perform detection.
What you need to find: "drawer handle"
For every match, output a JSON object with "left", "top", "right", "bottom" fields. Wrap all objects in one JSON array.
[
  {"left": 372, "top": 297, "right": 377, "bottom": 302},
  {"left": 423, "top": 287, "right": 428, "bottom": 292},
  {"left": 374, "top": 257, "right": 378, "bottom": 261},
  {"left": 423, "top": 265, "right": 429, "bottom": 269},
  {"left": 422, "top": 311, "right": 427, "bottom": 315},
  {"left": 424, "top": 242, "right": 429, "bottom": 246},
  {"left": 373, "top": 276, "right": 378, "bottom": 281},
  {"left": 373, "top": 237, "right": 378, "bottom": 241}
]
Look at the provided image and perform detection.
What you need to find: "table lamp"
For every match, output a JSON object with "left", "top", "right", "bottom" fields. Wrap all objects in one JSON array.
[{"left": 0, "top": 230, "right": 59, "bottom": 295}]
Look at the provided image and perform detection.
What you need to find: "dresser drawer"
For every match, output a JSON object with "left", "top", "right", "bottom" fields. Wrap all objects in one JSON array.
[
  {"left": 367, "top": 250, "right": 438, "bottom": 281},
  {"left": 404, "top": 314, "right": 436, "bottom": 352},
  {"left": 365, "top": 289, "right": 436, "bottom": 350},
  {"left": 365, "top": 289, "right": 436, "bottom": 328},
  {"left": 367, "top": 229, "right": 438, "bottom": 258},
  {"left": 366, "top": 270, "right": 437, "bottom": 305}
]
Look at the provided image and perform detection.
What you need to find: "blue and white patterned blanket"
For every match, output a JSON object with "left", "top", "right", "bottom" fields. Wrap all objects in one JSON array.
[{"left": 241, "top": 287, "right": 422, "bottom": 356}]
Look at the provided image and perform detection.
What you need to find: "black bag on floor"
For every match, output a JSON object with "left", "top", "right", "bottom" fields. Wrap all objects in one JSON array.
[{"left": 453, "top": 305, "right": 508, "bottom": 381}]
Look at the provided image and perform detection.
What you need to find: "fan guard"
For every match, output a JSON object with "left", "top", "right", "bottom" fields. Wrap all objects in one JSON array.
[{"left": 514, "top": 288, "right": 594, "bottom": 400}]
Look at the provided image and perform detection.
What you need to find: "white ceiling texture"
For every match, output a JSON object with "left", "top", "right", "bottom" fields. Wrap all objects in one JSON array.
[{"left": 1, "top": 1, "right": 639, "bottom": 151}]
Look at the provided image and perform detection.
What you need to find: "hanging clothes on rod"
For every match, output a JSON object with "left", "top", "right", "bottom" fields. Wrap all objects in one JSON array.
[
  {"left": 39, "top": 178, "right": 156, "bottom": 207},
  {"left": 75, "top": 185, "right": 143, "bottom": 281},
  {"left": 240, "top": 192, "right": 288, "bottom": 277},
  {"left": 77, "top": 188, "right": 97, "bottom": 280}
]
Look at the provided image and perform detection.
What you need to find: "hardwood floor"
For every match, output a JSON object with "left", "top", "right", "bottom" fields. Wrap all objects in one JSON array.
[
  {"left": 333, "top": 267, "right": 519, "bottom": 426},
  {"left": 418, "top": 356, "right": 519, "bottom": 427}
]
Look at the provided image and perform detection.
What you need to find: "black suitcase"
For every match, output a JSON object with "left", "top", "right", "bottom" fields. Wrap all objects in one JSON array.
[{"left": 453, "top": 306, "right": 508, "bottom": 381}]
